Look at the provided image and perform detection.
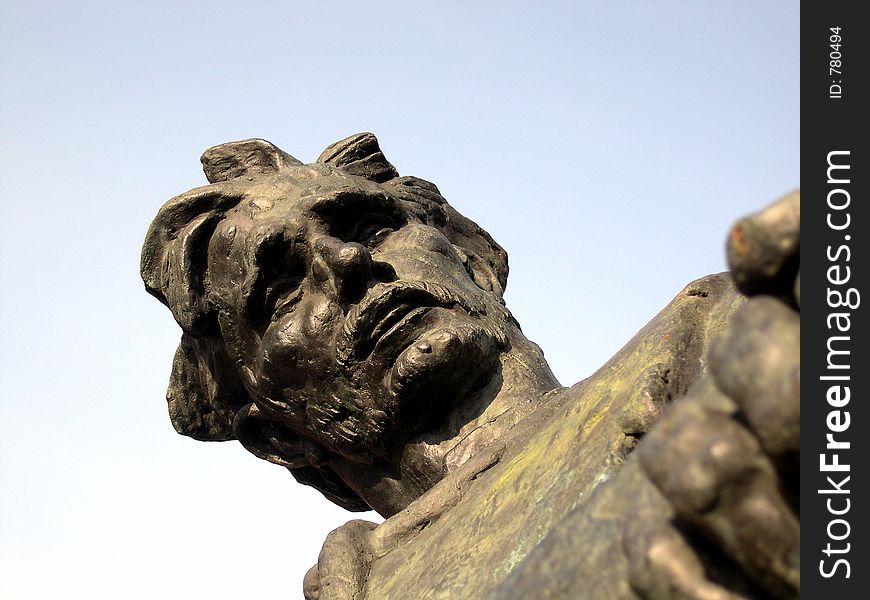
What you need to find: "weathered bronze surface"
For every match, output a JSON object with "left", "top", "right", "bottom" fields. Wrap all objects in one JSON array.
[{"left": 142, "top": 134, "right": 799, "bottom": 599}]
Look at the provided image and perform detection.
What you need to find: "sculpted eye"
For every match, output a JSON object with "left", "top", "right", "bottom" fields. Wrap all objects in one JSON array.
[
  {"left": 316, "top": 191, "right": 407, "bottom": 246},
  {"left": 358, "top": 225, "right": 394, "bottom": 247},
  {"left": 255, "top": 269, "right": 305, "bottom": 325},
  {"left": 340, "top": 214, "right": 400, "bottom": 248},
  {"left": 271, "top": 286, "right": 304, "bottom": 323},
  {"left": 247, "top": 234, "right": 307, "bottom": 326}
]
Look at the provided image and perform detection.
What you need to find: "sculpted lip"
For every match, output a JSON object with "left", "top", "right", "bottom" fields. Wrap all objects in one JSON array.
[{"left": 336, "top": 281, "right": 476, "bottom": 367}]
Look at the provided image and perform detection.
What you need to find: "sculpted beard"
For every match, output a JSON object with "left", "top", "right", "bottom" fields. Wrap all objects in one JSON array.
[{"left": 252, "top": 280, "right": 510, "bottom": 464}]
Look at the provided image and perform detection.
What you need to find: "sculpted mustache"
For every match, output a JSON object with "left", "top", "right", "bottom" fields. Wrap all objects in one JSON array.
[{"left": 334, "top": 281, "right": 482, "bottom": 368}]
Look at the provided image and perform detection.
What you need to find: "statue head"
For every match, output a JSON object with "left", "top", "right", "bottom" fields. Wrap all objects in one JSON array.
[{"left": 142, "top": 133, "right": 554, "bottom": 513}]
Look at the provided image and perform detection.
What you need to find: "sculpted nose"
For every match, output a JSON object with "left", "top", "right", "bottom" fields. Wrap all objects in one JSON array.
[{"left": 313, "top": 237, "right": 373, "bottom": 302}]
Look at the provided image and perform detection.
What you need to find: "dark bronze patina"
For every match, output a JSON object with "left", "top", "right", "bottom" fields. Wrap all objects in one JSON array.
[{"left": 142, "top": 134, "right": 799, "bottom": 599}]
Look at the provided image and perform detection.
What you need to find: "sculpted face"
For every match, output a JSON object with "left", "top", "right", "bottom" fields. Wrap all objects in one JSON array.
[
  {"left": 207, "top": 165, "right": 509, "bottom": 462},
  {"left": 142, "top": 134, "right": 520, "bottom": 494}
]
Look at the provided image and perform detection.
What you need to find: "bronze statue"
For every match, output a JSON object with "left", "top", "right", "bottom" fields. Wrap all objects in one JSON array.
[{"left": 142, "top": 133, "right": 799, "bottom": 599}]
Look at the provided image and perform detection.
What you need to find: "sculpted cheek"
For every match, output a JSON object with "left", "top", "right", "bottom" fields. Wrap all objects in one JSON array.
[
  {"left": 260, "top": 319, "right": 301, "bottom": 370},
  {"left": 217, "top": 310, "right": 261, "bottom": 370},
  {"left": 301, "top": 298, "right": 343, "bottom": 340},
  {"left": 407, "top": 225, "right": 461, "bottom": 258},
  {"left": 257, "top": 317, "right": 311, "bottom": 403}
]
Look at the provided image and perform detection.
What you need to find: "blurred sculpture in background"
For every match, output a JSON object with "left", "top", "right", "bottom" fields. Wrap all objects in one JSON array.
[{"left": 142, "top": 133, "right": 799, "bottom": 599}]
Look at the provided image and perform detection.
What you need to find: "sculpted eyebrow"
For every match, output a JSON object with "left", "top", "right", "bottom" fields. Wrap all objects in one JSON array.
[{"left": 309, "top": 190, "right": 405, "bottom": 220}]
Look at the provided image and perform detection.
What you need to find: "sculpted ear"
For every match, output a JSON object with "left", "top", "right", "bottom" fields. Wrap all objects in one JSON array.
[
  {"left": 200, "top": 138, "right": 302, "bottom": 183},
  {"left": 317, "top": 132, "right": 399, "bottom": 183}
]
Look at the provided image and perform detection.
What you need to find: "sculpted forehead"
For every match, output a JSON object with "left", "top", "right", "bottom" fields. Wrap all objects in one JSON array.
[{"left": 215, "top": 166, "right": 411, "bottom": 248}]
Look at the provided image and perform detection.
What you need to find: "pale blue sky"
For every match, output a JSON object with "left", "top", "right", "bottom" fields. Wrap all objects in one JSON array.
[{"left": 1, "top": 2, "right": 798, "bottom": 598}]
